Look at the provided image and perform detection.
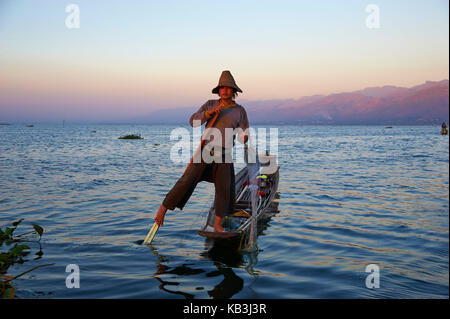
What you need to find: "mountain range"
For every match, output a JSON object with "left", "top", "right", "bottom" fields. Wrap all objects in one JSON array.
[{"left": 124, "top": 80, "right": 449, "bottom": 125}]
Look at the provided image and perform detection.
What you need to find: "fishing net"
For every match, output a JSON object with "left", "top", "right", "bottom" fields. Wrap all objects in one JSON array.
[{"left": 242, "top": 144, "right": 260, "bottom": 252}]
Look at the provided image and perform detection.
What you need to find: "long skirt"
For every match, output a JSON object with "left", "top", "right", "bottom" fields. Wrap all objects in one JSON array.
[{"left": 162, "top": 147, "right": 235, "bottom": 219}]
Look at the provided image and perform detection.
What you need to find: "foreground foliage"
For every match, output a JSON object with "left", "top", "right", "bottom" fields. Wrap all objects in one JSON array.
[{"left": 0, "top": 219, "right": 53, "bottom": 298}]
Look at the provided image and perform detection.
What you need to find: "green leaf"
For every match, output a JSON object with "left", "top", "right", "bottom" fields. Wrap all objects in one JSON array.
[
  {"left": 4, "top": 286, "right": 15, "bottom": 299},
  {"left": 32, "top": 224, "right": 44, "bottom": 238},
  {"left": 9, "top": 244, "right": 30, "bottom": 256},
  {"left": 4, "top": 227, "right": 14, "bottom": 237},
  {"left": 0, "top": 229, "right": 6, "bottom": 242},
  {"left": 5, "top": 239, "right": 16, "bottom": 246},
  {"left": 12, "top": 219, "right": 24, "bottom": 227},
  {"left": 0, "top": 253, "right": 9, "bottom": 262}
]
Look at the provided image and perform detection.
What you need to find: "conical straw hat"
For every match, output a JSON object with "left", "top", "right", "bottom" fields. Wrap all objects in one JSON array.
[{"left": 212, "top": 70, "right": 243, "bottom": 94}]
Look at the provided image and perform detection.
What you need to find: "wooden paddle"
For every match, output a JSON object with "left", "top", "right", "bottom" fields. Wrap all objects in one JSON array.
[
  {"left": 143, "top": 106, "right": 222, "bottom": 245},
  {"left": 183, "top": 108, "right": 221, "bottom": 174}
]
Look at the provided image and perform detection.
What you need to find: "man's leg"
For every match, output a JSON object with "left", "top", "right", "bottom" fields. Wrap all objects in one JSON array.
[
  {"left": 212, "top": 162, "right": 235, "bottom": 232},
  {"left": 155, "top": 162, "right": 207, "bottom": 226}
]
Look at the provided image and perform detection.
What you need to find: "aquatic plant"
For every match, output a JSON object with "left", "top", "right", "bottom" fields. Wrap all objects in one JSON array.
[
  {"left": 118, "top": 134, "right": 143, "bottom": 139},
  {"left": 0, "top": 219, "right": 53, "bottom": 298}
]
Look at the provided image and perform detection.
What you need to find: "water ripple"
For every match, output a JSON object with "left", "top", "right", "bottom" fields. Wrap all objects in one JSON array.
[{"left": 0, "top": 124, "right": 448, "bottom": 298}]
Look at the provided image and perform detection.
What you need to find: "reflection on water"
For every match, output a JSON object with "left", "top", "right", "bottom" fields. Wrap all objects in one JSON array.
[
  {"left": 148, "top": 206, "right": 279, "bottom": 299},
  {"left": 148, "top": 243, "right": 244, "bottom": 299}
]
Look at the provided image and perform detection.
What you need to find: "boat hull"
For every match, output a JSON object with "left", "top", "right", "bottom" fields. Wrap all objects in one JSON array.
[{"left": 199, "top": 158, "right": 280, "bottom": 249}]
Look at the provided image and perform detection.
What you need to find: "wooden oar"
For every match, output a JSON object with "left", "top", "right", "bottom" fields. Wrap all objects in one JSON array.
[
  {"left": 143, "top": 107, "right": 222, "bottom": 245},
  {"left": 183, "top": 108, "right": 221, "bottom": 174},
  {"left": 143, "top": 222, "right": 159, "bottom": 245}
]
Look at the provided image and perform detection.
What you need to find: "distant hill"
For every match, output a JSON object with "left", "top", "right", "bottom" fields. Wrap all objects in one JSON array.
[{"left": 121, "top": 80, "right": 449, "bottom": 125}]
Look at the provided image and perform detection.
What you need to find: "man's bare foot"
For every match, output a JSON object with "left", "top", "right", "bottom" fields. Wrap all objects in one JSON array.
[
  {"left": 214, "top": 226, "right": 228, "bottom": 233},
  {"left": 214, "top": 216, "right": 228, "bottom": 233},
  {"left": 155, "top": 204, "right": 167, "bottom": 226}
]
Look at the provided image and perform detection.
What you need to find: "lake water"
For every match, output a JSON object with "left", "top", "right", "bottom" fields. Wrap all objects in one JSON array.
[{"left": 0, "top": 124, "right": 448, "bottom": 299}]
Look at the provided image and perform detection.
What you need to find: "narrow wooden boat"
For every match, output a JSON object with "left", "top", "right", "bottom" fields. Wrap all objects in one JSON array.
[{"left": 198, "top": 151, "right": 280, "bottom": 249}]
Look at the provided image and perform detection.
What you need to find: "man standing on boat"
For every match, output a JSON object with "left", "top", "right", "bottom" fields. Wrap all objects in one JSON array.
[{"left": 154, "top": 70, "right": 249, "bottom": 233}]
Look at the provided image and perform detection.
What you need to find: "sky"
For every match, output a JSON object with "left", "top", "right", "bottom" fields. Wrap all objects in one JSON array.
[{"left": 0, "top": 0, "right": 448, "bottom": 122}]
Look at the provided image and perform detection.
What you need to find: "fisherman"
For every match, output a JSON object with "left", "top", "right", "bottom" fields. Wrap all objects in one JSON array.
[
  {"left": 441, "top": 122, "right": 448, "bottom": 135},
  {"left": 154, "top": 71, "right": 249, "bottom": 233}
]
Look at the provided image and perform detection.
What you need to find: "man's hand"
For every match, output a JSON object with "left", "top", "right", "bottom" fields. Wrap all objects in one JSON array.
[
  {"left": 155, "top": 205, "right": 167, "bottom": 226},
  {"left": 206, "top": 104, "right": 222, "bottom": 118}
]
